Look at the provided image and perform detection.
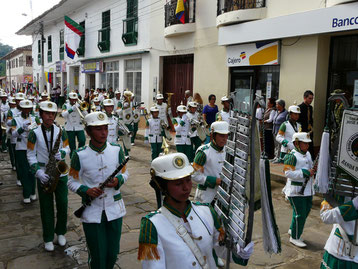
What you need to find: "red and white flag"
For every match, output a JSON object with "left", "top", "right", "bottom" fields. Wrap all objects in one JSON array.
[{"left": 64, "top": 16, "right": 84, "bottom": 59}]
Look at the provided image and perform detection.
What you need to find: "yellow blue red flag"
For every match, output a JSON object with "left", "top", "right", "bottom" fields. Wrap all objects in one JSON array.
[{"left": 175, "top": 0, "right": 186, "bottom": 24}]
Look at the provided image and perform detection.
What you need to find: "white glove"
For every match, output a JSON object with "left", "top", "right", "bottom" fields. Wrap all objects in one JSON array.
[
  {"left": 22, "top": 120, "right": 30, "bottom": 131},
  {"left": 71, "top": 104, "right": 78, "bottom": 111},
  {"left": 36, "top": 169, "right": 50, "bottom": 184},
  {"left": 353, "top": 197, "right": 358, "bottom": 210},
  {"left": 55, "top": 151, "right": 62, "bottom": 161},
  {"left": 236, "top": 241, "right": 254, "bottom": 260}
]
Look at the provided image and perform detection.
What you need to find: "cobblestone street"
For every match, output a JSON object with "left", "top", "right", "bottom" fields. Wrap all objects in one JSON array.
[{"left": 0, "top": 136, "right": 332, "bottom": 269}]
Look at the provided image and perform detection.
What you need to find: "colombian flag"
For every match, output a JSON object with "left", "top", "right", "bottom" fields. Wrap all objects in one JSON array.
[{"left": 175, "top": 0, "right": 186, "bottom": 24}]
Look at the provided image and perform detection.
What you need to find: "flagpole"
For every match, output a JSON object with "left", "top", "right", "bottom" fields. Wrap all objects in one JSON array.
[{"left": 39, "top": 21, "right": 45, "bottom": 94}]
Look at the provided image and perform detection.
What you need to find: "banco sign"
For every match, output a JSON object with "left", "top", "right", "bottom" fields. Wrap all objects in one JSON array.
[{"left": 332, "top": 16, "right": 358, "bottom": 28}]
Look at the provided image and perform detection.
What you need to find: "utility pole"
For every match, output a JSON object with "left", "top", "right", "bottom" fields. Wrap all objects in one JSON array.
[
  {"left": 8, "top": 59, "right": 11, "bottom": 92},
  {"left": 39, "top": 21, "right": 45, "bottom": 94}
]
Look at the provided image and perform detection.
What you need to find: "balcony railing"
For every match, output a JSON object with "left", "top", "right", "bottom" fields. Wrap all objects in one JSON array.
[
  {"left": 164, "top": 0, "right": 196, "bottom": 27},
  {"left": 217, "top": 0, "right": 265, "bottom": 16},
  {"left": 122, "top": 17, "right": 138, "bottom": 46}
]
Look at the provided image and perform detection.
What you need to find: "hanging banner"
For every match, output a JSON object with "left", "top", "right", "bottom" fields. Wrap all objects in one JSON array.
[
  {"left": 81, "top": 61, "right": 103, "bottom": 73},
  {"left": 227, "top": 41, "right": 279, "bottom": 67},
  {"left": 337, "top": 110, "right": 358, "bottom": 180}
]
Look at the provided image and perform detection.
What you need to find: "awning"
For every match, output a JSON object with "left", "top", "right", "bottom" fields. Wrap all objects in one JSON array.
[{"left": 80, "top": 50, "right": 150, "bottom": 62}]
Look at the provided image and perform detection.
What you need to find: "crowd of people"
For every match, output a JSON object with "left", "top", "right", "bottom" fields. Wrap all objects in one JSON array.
[{"left": 0, "top": 86, "right": 355, "bottom": 269}]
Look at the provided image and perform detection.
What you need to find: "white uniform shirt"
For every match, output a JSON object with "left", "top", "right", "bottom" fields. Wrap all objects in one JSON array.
[
  {"left": 7, "top": 107, "right": 20, "bottom": 144},
  {"left": 283, "top": 148, "right": 314, "bottom": 197},
  {"left": 67, "top": 142, "right": 128, "bottom": 223},
  {"left": 217, "top": 110, "right": 231, "bottom": 124},
  {"left": 192, "top": 143, "right": 225, "bottom": 203},
  {"left": 321, "top": 201, "right": 358, "bottom": 263},
  {"left": 156, "top": 103, "right": 168, "bottom": 125},
  {"left": 173, "top": 116, "right": 191, "bottom": 145},
  {"left": 145, "top": 118, "right": 163, "bottom": 143},
  {"left": 276, "top": 120, "right": 301, "bottom": 154},
  {"left": 61, "top": 103, "right": 86, "bottom": 131},
  {"left": 186, "top": 111, "right": 199, "bottom": 138},
  {"left": 12, "top": 114, "right": 39, "bottom": 150},
  {"left": 107, "top": 115, "right": 119, "bottom": 144}
]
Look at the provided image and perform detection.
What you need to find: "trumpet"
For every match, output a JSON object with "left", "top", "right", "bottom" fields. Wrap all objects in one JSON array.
[{"left": 77, "top": 100, "right": 89, "bottom": 111}]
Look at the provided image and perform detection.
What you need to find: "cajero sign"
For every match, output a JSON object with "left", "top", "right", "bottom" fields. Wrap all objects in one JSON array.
[{"left": 337, "top": 110, "right": 358, "bottom": 179}]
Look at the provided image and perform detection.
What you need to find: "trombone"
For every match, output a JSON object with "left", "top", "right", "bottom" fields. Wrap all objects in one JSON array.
[{"left": 75, "top": 100, "right": 89, "bottom": 120}]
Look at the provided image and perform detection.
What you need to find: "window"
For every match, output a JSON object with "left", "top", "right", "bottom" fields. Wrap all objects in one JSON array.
[
  {"left": 77, "top": 21, "right": 85, "bottom": 57},
  {"left": 38, "top": 40, "right": 41, "bottom": 65},
  {"left": 47, "top": 35, "right": 52, "bottom": 63},
  {"left": 26, "top": 56, "right": 32, "bottom": 67},
  {"left": 15, "top": 58, "right": 18, "bottom": 68},
  {"left": 59, "top": 30, "right": 64, "bottom": 60},
  {"left": 125, "top": 59, "right": 142, "bottom": 102},
  {"left": 98, "top": 10, "right": 110, "bottom": 52},
  {"left": 100, "top": 61, "right": 119, "bottom": 90},
  {"left": 122, "top": 0, "right": 138, "bottom": 46},
  {"left": 19, "top": 56, "right": 23, "bottom": 67}
]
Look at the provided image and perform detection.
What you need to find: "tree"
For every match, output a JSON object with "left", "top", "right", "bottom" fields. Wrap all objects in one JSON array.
[{"left": 0, "top": 43, "right": 14, "bottom": 77}]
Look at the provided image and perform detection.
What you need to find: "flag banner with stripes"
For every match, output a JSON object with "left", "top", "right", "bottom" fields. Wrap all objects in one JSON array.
[{"left": 64, "top": 16, "right": 84, "bottom": 59}]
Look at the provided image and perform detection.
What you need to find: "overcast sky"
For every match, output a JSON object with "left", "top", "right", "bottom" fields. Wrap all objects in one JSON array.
[{"left": 0, "top": 0, "right": 61, "bottom": 48}]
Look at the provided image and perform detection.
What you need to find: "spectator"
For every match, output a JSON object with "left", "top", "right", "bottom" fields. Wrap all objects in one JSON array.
[
  {"left": 298, "top": 90, "right": 314, "bottom": 158},
  {"left": 263, "top": 98, "right": 276, "bottom": 159},
  {"left": 202, "top": 94, "right": 219, "bottom": 143},
  {"left": 184, "top": 90, "right": 193, "bottom": 106},
  {"left": 271, "top": 99, "right": 288, "bottom": 163}
]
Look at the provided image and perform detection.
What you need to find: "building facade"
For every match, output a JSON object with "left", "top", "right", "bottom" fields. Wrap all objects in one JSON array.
[
  {"left": 217, "top": 0, "right": 358, "bottom": 147},
  {"left": 1, "top": 45, "right": 33, "bottom": 91}
]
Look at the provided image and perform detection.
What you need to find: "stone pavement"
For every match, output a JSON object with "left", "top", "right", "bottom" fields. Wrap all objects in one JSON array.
[{"left": 0, "top": 134, "right": 332, "bottom": 269}]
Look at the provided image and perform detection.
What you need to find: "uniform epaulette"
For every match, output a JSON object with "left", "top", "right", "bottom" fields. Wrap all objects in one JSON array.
[
  {"left": 193, "top": 201, "right": 210, "bottom": 207},
  {"left": 198, "top": 144, "right": 209, "bottom": 152},
  {"left": 144, "top": 210, "right": 160, "bottom": 219},
  {"left": 110, "top": 142, "right": 121, "bottom": 147}
]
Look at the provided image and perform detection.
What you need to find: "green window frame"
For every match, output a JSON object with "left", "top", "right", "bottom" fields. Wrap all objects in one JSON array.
[
  {"left": 77, "top": 21, "right": 85, "bottom": 57},
  {"left": 59, "top": 30, "right": 64, "bottom": 60},
  {"left": 47, "top": 35, "right": 52, "bottom": 63},
  {"left": 98, "top": 10, "right": 110, "bottom": 52},
  {"left": 122, "top": 0, "right": 138, "bottom": 46},
  {"left": 38, "top": 40, "right": 41, "bottom": 65}
]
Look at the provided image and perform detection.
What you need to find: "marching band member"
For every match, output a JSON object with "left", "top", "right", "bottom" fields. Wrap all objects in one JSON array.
[
  {"left": 61, "top": 92, "right": 87, "bottom": 157},
  {"left": 276, "top": 105, "right": 301, "bottom": 163},
  {"left": 102, "top": 99, "right": 119, "bottom": 144},
  {"left": 155, "top": 94, "right": 169, "bottom": 126},
  {"left": 68, "top": 111, "right": 128, "bottom": 269},
  {"left": 283, "top": 132, "right": 314, "bottom": 248},
  {"left": 216, "top": 96, "right": 231, "bottom": 123},
  {"left": 11, "top": 99, "right": 41, "bottom": 204},
  {"left": 131, "top": 99, "right": 141, "bottom": 146},
  {"left": 0, "top": 91, "right": 9, "bottom": 153},
  {"left": 320, "top": 197, "right": 358, "bottom": 268},
  {"left": 138, "top": 153, "right": 254, "bottom": 268},
  {"left": 113, "top": 90, "right": 123, "bottom": 114},
  {"left": 119, "top": 91, "right": 134, "bottom": 156},
  {"left": 27, "top": 101, "right": 70, "bottom": 252},
  {"left": 92, "top": 97, "right": 102, "bottom": 112},
  {"left": 172, "top": 105, "right": 192, "bottom": 161},
  {"left": 6, "top": 97, "right": 17, "bottom": 173},
  {"left": 145, "top": 106, "right": 164, "bottom": 160},
  {"left": 192, "top": 121, "right": 228, "bottom": 204},
  {"left": 186, "top": 101, "right": 202, "bottom": 162}
]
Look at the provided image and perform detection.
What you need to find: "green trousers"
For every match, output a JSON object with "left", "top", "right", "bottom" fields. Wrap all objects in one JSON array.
[
  {"left": 37, "top": 176, "right": 68, "bottom": 242},
  {"left": 190, "top": 136, "right": 202, "bottom": 162},
  {"left": 83, "top": 212, "right": 123, "bottom": 269},
  {"left": 1, "top": 131, "right": 7, "bottom": 151},
  {"left": 67, "top": 130, "right": 86, "bottom": 157},
  {"left": 15, "top": 150, "right": 36, "bottom": 198},
  {"left": 7, "top": 140, "right": 16, "bottom": 169},
  {"left": 288, "top": 196, "right": 312, "bottom": 239},
  {"left": 131, "top": 122, "right": 138, "bottom": 143},
  {"left": 321, "top": 251, "right": 358, "bottom": 269},
  {"left": 150, "top": 142, "right": 162, "bottom": 160},
  {"left": 176, "top": 144, "right": 192, "bottom": 163}
]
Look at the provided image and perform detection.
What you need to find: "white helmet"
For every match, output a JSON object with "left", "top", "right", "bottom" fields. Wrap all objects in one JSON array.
[
  {"left": 84, "top": 112, "right": 109, "bottom": 126},
  {"left": 93, "top": 97, "right": 100, "bottom": 103},
  {"left": 93, "top": 91, "right": 99, "bottom": 96},
  {"left": 211, "top": 121, "right": 230, "bottom": 134},
  {"left": 151, "top": 153, "right": 194, "bottom": 180},
  {"left": 9, "top": 97, "right": 16, "bottom": 105},
  {"left": 0, "top": 91, "right": 7, "bottom": 98},
  {"left": 156, "top": 93, "right": 164, "bottom": 100},
  {"left": 292, "top": 132, "right": 311, "bottom": 143},
  {"left": 28, "top": 95, "right": 35, "bottom": 100},
  {"left": 115, "top": 90, "right": 121, "bottom": 95},
  {"left": 150, "top": 106, "right": 159, "bottom": 112},
  {"left": 41, "top": 92, "right": 48, "bottom": 97},
  {"left": 221, "top": 96, "right": 230, "bottom": 102},
  {"left": 39, "top": 101, "right": 57, "bottom": 112},
  {"left": 103, "top": 99, "right": 114, "bottom": 106},
  {"left": 177, "top": 105, "right": 187, "bottom": 113},
  {"left": 288, "top": 105, "right": 301, "bottom": 114},
  {"left": 68, "top": 92, "right": 78, "bottom": 99},
  {"left": 19, "top": 100, "right": 33, "bottom": 109},
  {"left": 15, "top": 93, "right": 25, "bottom": 100},
  {"left": 188, "top": 101, "right": 197, "bottom": 108}
]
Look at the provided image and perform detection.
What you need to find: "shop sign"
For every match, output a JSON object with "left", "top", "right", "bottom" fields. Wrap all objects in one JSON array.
[
  {"left": 22, "top": 75, "right": 33, "bottom": 84},
  {"left": 81, "top": 61, "right": 103, "bottom": 73},
  {"left": 337, "top": 110, "right": 358, "bottom": 180},
  {"left": 56, "top": 61, "right": 67, "bottom": 72},
  {"left": 227, "top": 41, "right": 279, "bottom": 67}
]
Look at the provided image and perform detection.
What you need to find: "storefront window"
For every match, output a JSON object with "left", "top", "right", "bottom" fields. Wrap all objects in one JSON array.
[
  {"left": 328, "top": 34, "right": 358, "bottom": 105},
  {"left": 101, "top": 61, "right": 119, "bottom": 90},
  {"left": 125, "top": 59, "right": 142, "bottom": 102}
]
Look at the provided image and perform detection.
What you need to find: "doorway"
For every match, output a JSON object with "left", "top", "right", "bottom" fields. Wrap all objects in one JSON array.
[{"left": 230, "top": 71, "right": 255, "bottom": 114}]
